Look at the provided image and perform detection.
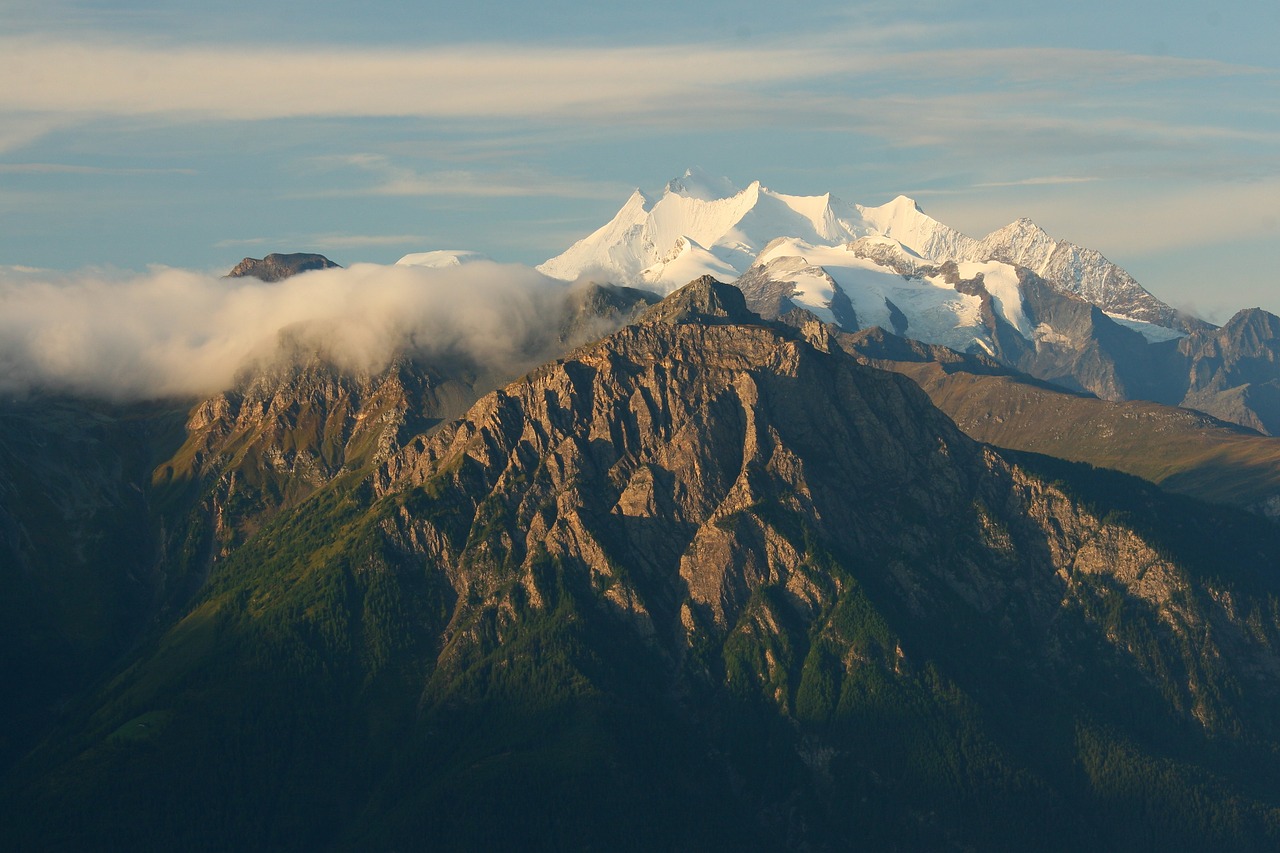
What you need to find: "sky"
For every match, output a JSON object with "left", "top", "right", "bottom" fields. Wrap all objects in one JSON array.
[{"left": 2, "top": 0, "right": 1279, "bottom": 321}]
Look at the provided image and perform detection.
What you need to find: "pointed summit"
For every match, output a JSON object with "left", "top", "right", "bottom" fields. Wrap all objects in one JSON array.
[
  {"left": 665, "top": 166, "right": 741, "bottom": 201},
  {"left": 1218, "top": 307, "right": 1280, "bottom": 349},
  {"left": 638, "top": 276, "right": 757, "bottom": 326},
  {"left": 395, "top": 250, "right": 489, "bottom": 268},
  {"left": 858, "top": 195, "right": 976, "bottom": 261},
  {"left": 966, "top": 218, "right": 1199, "bottom": 331},
  {"left": 888, "top": 194, "right": 925, "bottom": 214},
  {"left": 997, "top": 217, "right": 1054, "bottom": 243}
]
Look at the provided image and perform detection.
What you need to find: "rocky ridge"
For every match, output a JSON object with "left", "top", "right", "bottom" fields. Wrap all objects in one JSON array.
[
  {"left": 226, "top": 252, "right": 341, "bottom": 282},
  {"left": 962, "top": 217, "right": 1207, "bottom": 332}
]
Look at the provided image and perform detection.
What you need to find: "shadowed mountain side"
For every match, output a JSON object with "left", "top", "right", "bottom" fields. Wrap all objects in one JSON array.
[
  {"left": 0, "top": 398, "right": 189, "bottom": 768},
  {"left": 1179, "top": 308, "right": 1280, "bottom": 436},
  {"left": 0, "top": 280, "right": 656, "bottom": 782}
]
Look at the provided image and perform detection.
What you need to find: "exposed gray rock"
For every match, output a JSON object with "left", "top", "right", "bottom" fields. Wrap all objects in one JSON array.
[{"left": 226, "top": 252, "right": 341, "bottom": 282}]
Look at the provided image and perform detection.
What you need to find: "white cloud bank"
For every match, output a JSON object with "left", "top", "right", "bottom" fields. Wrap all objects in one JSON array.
[{"left": 0, "top": 261, "right": 574, "bottom": 401}]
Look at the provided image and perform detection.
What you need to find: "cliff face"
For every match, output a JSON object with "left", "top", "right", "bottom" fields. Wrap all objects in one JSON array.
[
  {"left": 153, "top": 280, "right": 658, "bottom": 572},
  {"left": 8, "top": 280, "right": 1280, "bottom": 851}
]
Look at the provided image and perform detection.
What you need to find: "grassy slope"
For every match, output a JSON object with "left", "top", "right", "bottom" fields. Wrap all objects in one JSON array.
[{"left": 886, "top": 361, "right": 1280, "bottom": 512}]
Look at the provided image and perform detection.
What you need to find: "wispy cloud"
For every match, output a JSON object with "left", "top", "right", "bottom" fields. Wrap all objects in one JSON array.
[
  {"left": 0, "top": 162, "right": 196, "bottom": 175},
  {"left": 5, "top": 35, "right": 1267, "bottom": 128},
  {"left": 973, "top": 176, "right": 1099, "bottom": 188},
  {"left": 302, "top": 154, "right": 625, "bottom": 200},
  {"left": 0, "top": 35, "right": 871, "bottom": 122},
  {"left": 0, "top": 114, "right": 71, "bottom": 155},
  {"left": 214, "top": 233, "right": 424, "bottom": 250},
  {"left": 882, "top": 47, "right": 1272, "bottom": 86}
]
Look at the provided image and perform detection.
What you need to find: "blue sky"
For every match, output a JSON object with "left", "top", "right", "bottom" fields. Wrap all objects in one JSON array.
[{"left": 3, "top": 0, "right": 1278, "bottom": 320}]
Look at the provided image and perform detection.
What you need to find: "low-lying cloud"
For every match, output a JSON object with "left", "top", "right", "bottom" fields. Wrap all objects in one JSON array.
[{"left": 0, "top": 261, "right": 574, "bottom": 402}]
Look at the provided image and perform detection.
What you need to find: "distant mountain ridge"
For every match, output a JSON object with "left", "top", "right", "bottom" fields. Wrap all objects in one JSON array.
[{"left": 841, "top": 326, "right": 1280, "bottom": 517}]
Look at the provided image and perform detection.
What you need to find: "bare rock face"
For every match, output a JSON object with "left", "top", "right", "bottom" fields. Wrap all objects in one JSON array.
[
  {"left": 375, "top": 278, "right": 1280, "bottom": 741},
  {"left": 226, "top": 252, "right": 341, "bottom": 282},
  {"left": 153, "top": 279, "right": 657, "bottom": 572}
]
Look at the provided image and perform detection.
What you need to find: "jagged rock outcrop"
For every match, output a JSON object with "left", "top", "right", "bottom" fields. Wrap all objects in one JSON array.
[
  {"left": 1178, "top": 308, "right": 1280, "bottom": 434},
  {"left": 226, "top": 252, "right": 341, "bottom": 282},
  {"left": 155, "top": 281, "right": 657, "bottom": 567}
]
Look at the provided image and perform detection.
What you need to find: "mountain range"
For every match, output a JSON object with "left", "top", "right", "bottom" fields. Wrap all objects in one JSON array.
[
  {"left": 542, "top": 168, "right": 1278, "bottom": 434},
  {"left": 3, "top": 170, "right": 1280, "bottom": 851},
  {"left": 539, "top": 167, "right": 1195, "bottom": 331}
]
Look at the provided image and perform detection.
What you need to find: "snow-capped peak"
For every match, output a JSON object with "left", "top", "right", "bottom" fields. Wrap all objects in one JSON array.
[
  {"left": 396, "top": 250, "right": 490, "bottom": 268},
  {"left": 857, "top": 195, "right": 976, "bottom": 261},
  {"left": 886, "top": 194, "right": 924, "bottom": 214},
  {"left": 538, "top": 168, "right": 1193, "bottom": 333},
  {"left": 665, "top": 167, "right": 741, "bottom": 201},
  {"left": 974, "top": 217, "right": 1056, "bottom": 265}
]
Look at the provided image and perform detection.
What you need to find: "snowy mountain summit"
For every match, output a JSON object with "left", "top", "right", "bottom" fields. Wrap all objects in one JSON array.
[
  {"left": 538, "top": 167, "right": 944, "bottom": 290},
  {"left": 396, "top": 250, "right": 490, "bottom": 268},
  {"left": 539, "top": 168, "right": 1195, "bottom": 333}
]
